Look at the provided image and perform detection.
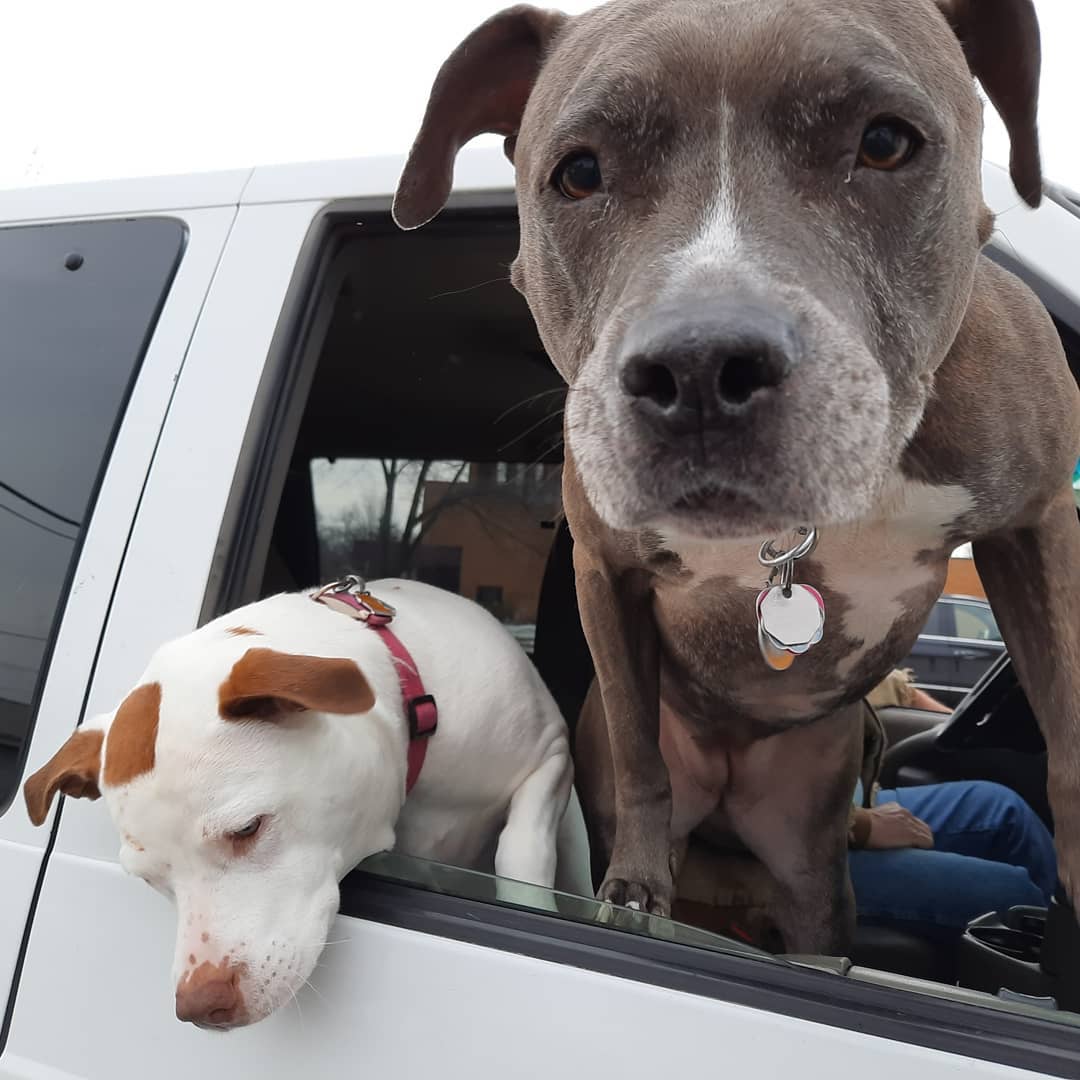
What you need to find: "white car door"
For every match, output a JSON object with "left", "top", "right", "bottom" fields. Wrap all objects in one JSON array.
[{"left": 0, "top": 183, "right": 240, "bottom": 1061}]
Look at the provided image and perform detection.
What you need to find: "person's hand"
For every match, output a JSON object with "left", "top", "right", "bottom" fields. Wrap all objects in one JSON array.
[
  {"left": 908, "top": 686, "right": 952, "bottom": 714},
  {"left": 865, "top": 802, "right": 934, "bottom": 850}
]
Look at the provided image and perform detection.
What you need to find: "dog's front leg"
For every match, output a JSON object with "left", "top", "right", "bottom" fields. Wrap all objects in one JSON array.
[
  {"left": 725, "top": 705, "right": 863, "bottom": 955},
  {"left": 573, "top": 542, "right": 674, "bottom": 916},
  {"left": 974, "top": 490, "right": 1080, "bottom": 907}
]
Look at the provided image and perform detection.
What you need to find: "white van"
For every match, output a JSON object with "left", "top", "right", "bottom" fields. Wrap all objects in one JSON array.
[{"left": 1, "top": 149, "right": 1078, "bottom": 1079}]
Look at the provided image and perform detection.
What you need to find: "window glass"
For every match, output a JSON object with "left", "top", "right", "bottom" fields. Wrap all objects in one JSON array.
[
  {"left": 954, "top": 603, "right": 1002, "bottom": 642},
  {"left": 311, "top": 458, "right": 561, "bottom": 654},
  {"left": 921, "top": 601, "right": 951, "bottom": 637},
  {"left": 0, "top": 217, "right": 185, "bottom": 814},
  {"left": 351, "top": 850, "right": 780, "bottom": 963}
]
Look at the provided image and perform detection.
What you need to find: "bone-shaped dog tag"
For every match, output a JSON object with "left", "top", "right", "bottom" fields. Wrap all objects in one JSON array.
[{"left": 759, "top": 584, "right": 824, "bottom": 649}]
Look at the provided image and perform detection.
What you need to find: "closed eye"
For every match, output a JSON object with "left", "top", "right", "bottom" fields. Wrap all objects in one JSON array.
[{"left": 226, "top": 815, "right": 265, "bottom": 847}]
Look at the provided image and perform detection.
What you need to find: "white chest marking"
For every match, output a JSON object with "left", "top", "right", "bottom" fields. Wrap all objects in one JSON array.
[
  {"left": 825, "top": 479, "right": 974, "bottom": 676},
  {"left": 654, "top": 478, "right": 975, "bottom": 677}
]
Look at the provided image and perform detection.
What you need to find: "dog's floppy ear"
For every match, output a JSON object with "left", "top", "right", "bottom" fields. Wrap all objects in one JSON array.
[
  {"left": 23, "top": 728, "right": 105, "bottom": 826},
  {"left": 936, "top": 0, "right": 1042, "bottom": 207},
  {"left": 392, "top": 4, "right": 568, "bottom": 230},
  {"left": 219, "top": 647, "right": 376, "bottom": 720}
]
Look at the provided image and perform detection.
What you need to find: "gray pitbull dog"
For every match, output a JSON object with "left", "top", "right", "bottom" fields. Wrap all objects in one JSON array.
[{"left": 393, "top": 0, "right": 1080, "bottom": 955}]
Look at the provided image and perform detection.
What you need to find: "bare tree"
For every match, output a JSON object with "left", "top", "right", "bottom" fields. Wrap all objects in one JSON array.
[
  {"left": 321, "top": 459, "right": 470, "bottom": 580},
  {"left": 372, "top": 458, "right": 471, "bottom": 576}
]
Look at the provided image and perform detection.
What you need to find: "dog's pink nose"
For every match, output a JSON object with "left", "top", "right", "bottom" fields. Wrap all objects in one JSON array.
[{"left": 175, "top": 960, "right": 245, "bottom": 1029}]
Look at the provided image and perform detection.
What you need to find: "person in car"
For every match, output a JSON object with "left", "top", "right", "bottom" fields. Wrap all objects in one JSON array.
[
  {"left": 674, "top": 671, "right": 1056, "bottom": 949},
  {"left": 866, "top": 666, "right": 953, "bottom": 715},
  {"left": 849, "top": 671, "right": 1057, "bottom": 941}
]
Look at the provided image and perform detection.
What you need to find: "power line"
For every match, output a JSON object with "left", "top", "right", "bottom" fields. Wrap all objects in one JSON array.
[
  {"left": 0, "top": 479, "right": 81, "bottom": 528},
  {"left": 0, "top": 499, "right": 78, "bottom": 542}
]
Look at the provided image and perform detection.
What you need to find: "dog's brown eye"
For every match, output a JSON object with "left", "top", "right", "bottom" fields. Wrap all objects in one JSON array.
[
  {"left": 228, "top": 816, "right": 263, "bottom": 843},
  {"left": 553, "top": 152, "right": 603, "bottom": 199},
  {"left": 858, "top": 119, "right": 921, "bottom": 171}
]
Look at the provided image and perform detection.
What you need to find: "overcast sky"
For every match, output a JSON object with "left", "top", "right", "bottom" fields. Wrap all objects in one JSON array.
[{"left": 0, "top": 0, "right": 1076, "bottom": 192}]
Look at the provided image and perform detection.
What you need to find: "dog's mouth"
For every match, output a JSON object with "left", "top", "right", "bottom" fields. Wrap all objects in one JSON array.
[
  {"left": 656, "top": 481, "right": 798, "bottom": 539},
  {"left": 672, "top": 483, "right": 762, "bottom": 514},
  {"left": 192, "top": 1016, "right": 247, "bottom": 1033}
]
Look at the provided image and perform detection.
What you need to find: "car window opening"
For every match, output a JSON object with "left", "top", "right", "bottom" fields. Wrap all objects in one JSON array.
[{"left": 217, "top": 204, "right": 1080, "bottom": 1029}]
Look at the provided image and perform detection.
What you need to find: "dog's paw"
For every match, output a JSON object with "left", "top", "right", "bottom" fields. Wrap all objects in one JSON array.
[
  {"left": 1048, "top": 777, "right": 1080, "bottom": 913},
  {"left": 597, "top": 873, "right": 673, "bottom": 918},
  {"left": 1051, "top": 812, "right": 1080, "bottom": 914}
]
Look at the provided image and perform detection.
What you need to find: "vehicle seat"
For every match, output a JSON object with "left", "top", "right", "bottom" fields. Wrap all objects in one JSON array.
[{"left": 875, "top": 706, "right": 948, "bottom": 754}]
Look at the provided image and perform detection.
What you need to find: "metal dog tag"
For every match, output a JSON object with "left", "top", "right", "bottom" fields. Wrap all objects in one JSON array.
[
  {"left": 758, "top": 620, "right": 796, "bottom": 671},
  {"left": 754, "top": 526, "right": 824, "bottom": 669},
  {"left": 759, "top": 584, "right": 823, "bottom": 648},
  {"left": 312, "top": 576, "right": 396, "bottom": 624}
]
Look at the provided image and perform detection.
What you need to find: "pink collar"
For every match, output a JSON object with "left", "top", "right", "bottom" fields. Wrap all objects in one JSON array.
[{"left": 312, "top": 578, "right": 437, "bottom": 794}]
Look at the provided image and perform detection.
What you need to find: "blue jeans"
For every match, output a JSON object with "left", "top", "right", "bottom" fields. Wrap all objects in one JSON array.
[{"left": 849, "top": 781, "right": 1057, "bottom": 941}]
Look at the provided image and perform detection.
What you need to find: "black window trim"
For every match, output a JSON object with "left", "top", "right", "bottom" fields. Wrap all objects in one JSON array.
[{"left": 203, "top": 194, "right": 1080, "bottom": 1077}]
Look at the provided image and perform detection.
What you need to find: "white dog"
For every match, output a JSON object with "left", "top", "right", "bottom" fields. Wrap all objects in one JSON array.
[{"left": 25, "top": 577, "right": 591, "bottom": 1029}]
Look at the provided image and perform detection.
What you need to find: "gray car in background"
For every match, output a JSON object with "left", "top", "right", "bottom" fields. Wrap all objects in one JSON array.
[{"left": 902, "top": 595, "right": 1006, "bottom": 708}]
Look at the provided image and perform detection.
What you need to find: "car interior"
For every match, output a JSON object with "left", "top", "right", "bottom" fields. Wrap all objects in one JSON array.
[{"left": 222, "top": 204, "right": 1080, "bottom": 1016}]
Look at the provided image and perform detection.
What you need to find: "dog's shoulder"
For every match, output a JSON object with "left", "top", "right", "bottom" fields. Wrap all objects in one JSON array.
[
  {"left": 965, "top": 254, "right": 1067, "bottom": 375},
  {"left": 906, "top": 253, "right": 1079, "bottom": 514}
]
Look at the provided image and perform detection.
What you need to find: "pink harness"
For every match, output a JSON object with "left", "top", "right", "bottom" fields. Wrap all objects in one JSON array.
[{"left": 312, "top": 578, "right": 438, "bottom": 793}]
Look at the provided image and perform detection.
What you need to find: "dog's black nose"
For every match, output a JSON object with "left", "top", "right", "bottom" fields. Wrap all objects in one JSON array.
[{"left": 618, "top": 298, "right": 800, "bottom": 434}]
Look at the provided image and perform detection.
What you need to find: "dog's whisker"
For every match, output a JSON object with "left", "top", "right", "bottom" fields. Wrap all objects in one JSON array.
[
  {"left": 427, "top": 274, "right": 511, "bottom": 301},
  {"left": 991, "top": 225, "right": 1022, "bottom": 263},
  {"left": 497, "top": 408, "right": 566, "bottom": 454},
  {"left": 494, "top": 386, "right": 568, "bottom": 425},
  {"left": 526, "top": 436, "right": 566, "bottom": 471},
  {"left": 289, "top": 983, "right": 305, "bottom": 1028}
]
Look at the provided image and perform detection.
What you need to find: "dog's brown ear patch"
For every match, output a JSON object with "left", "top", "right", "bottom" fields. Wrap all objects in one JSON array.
[
  {"left": 393, "top": 4, "right": 568, "bottom": 230},
  {"left": 219, "top": 648, "right": 375, "bottom": 720},
  {"left": 23, "top": 728, "right": 105, "bottom": 826},
  {"left": 935, "top": 0, "right": 1042, "bottom": 206},
  {"left": 104, "top": 682, "right": 162, "bottom": 787}
]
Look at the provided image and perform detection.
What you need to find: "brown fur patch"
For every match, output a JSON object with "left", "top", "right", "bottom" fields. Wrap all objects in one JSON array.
[
  {"left": 226, "top": 626, "right": 261, "bottom": 637},
  {"left": 219, "top": 648, "right": 375, "bottom": 719},
  {"left": 23, "top": 728, "right": 104, "bottom": 826},
  {"left": 104, "top": 682, "right": 162, "bottom": 787}
]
